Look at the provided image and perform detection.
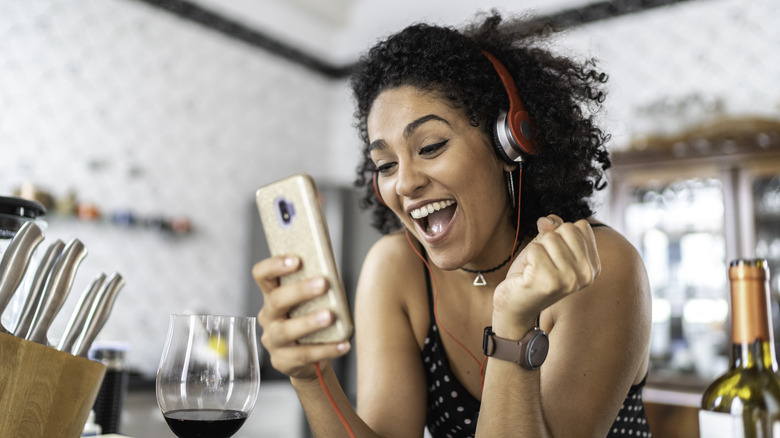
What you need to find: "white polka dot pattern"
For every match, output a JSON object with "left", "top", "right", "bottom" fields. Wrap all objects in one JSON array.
[{"left": 420, "top": 267, "right": 652, "bottom": 437}]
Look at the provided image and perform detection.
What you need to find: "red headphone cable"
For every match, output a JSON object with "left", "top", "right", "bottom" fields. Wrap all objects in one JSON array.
[
  {"left": 315, "top": 168, "right": 522, "bottom": 434},
  {"left": 314, "top": 361, "right": 356, "bottom": 438},
  {"left": 404, "top": 166, "right": 523, "bottom": 391}
]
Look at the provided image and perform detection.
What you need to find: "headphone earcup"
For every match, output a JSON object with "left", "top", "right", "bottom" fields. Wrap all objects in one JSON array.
[
  {"left": 481, "top": 50, "right": 538, "bottom": 162},
  {"left": 492, "top": 110, "right": 521, "bottom": 164}
]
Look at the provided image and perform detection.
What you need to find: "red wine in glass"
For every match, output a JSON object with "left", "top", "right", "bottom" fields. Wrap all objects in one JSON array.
[
  {"left": 157, "top": 315, "right": 260, "bottom": 438},
  {"left": 163, "top": 409, "right": 248, "bottom": 438}
]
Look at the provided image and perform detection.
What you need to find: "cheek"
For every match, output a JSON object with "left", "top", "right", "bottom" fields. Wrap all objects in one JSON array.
[
  {"left": 467, "top": 168, "right": 509, "bottom": 212},
  {"left": 376, "top": 177, "right": 405, "bottom": 219}
]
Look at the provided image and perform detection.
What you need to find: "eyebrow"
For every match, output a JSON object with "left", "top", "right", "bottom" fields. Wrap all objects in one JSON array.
[{"left": 368, "top": 114, "right": 451, "bottom": 153}]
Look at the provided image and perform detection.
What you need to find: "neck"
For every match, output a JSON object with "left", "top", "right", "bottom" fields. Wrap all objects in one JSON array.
[
  {"left": 459, "top": 228, "right": 534, "bottom": 287},
  {"left": 461, "top": 231, "right": 525, "bottom": 273}
]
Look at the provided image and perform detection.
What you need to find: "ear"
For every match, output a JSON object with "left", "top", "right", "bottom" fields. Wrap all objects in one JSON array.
[{"left": 502, "top": 162, "right": 520, "bottom": 173}]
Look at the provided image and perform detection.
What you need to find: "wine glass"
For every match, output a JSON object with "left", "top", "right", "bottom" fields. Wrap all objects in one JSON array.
[{"left": 156, "top": 314, "right": 260, "bottom": 438}]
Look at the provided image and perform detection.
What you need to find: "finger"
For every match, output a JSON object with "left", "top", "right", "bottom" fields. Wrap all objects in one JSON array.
[
  {"left": 573, "top": 220, "right": 601, "bottom": 279},
  {"left": 511, "top": 217, "right": 559, "bottom": 275},
  {"left": 252, "top": 255, "right": 300, "bottom": 293},
  {"left": 499, "top": 240, "right": 563, "bottom": 317},
  {"left": 535, "top": 230, "right": 581, "bottom": 289},
  {"left": 272, "top": 341, "right": 351, "bottom": 371},
  {"left": 554, "top": 223, "right": 597, "bottom": 287},
  {"left": 260, "top": 277, "right": 328, "bottom": 325},
  {"left": 509, "top": 239, "right": 557, "bottom": 288},
  {"left": 262, "top": 308, "right": 334, "bottom": 349},
  {"left": 532, "top": 221, "right": 600, "bottom": 290},
  {"left": 536, "top": 214, "right": 563, "bottom": 236}
]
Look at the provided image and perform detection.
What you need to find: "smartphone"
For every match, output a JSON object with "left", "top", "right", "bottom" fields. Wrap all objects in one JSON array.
[{"left": 255, "top": 174, "right": 353, "bottom": 344}]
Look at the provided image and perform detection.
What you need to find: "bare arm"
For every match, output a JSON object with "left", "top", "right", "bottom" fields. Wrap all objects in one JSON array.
[
  {"left": 252, "top": 256, "right": 371, "bottom": 437},
  {"left": 354, "top": 234, "right": 428, "bottom": 436},
  {"left": 477, "top": 217, "right": 651, "bottom": 437},
  {"left": 252, "top": 233, "right": 429, "bottom": 437}
]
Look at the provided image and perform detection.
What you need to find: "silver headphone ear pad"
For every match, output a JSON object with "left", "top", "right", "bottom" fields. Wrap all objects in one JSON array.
[{"left": 493, "top": 110, "right": 522, "bottom": 163}]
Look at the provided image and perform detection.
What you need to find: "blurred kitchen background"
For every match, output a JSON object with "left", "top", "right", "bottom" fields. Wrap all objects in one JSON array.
[{"left": 1, "top": 0, "right": 779, "bottom": 436}]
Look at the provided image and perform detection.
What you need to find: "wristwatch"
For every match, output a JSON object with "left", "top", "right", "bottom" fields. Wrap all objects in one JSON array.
[{"left": 482, "top": 326, "right": 549, "bottom": 370}]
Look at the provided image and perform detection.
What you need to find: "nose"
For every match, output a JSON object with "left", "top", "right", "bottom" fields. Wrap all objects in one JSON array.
[{"left": 395, "top": 161, "right": 428, "bottom": 199}]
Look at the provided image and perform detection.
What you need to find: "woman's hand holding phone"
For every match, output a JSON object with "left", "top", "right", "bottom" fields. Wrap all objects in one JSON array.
[{"left": 253, "top": 255, "right": 351, "bottom": 381}]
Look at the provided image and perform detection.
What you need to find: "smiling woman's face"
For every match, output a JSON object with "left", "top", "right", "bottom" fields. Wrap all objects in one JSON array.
[{"left": 367, "top": 85, "right": 518, "bottom": 270}]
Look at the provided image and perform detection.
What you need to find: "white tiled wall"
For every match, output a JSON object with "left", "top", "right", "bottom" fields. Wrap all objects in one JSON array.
[
  {"left": 0, "top": 0, "right": 354, "bottom": 376},
  {"left": 553, "top": 0, "right": 780, "bottom": 147},
  {"left": 1, "top": 0, "right": 778, "bottom": 378},
  {"left": 548, "top": 0, "right": 780, "bottom": 222}
]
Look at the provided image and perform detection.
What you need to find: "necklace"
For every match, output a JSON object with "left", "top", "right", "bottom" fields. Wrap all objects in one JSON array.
[{"left": 460, "top": 252, "right": 514, "bottom": 286}]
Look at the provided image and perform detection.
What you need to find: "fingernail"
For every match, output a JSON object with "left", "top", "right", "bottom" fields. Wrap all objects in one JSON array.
[
  {"left": 316, "top": 310, "right": 331, "bottom": 325},
  {"left": 309, "top": 277, "right": 326, "bottom": 293},
  {"left": 284, "top": 257, "right": 297, "bottom": 267},
  {"left": 337, "top": 342, "right": 350, "bottom": 352}
]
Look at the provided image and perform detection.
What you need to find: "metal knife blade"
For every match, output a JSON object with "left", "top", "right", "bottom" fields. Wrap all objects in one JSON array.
[
  {"left": 13, "top": 239, "right": 65, "bottom": 338},
  {"left": 0, "top": 221, "right": 44, "bottom": 334},
  {"left": 26, "top": 238, "right": 87, "bottom": 345},
  {"left": 57, "top": 272, "right": 106, "bottom": 353},
  {"left": 73, "top": 273, "right": 125, "bottom": 357}
]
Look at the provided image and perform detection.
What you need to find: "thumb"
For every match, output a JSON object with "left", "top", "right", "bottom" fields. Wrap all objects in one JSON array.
[{"left": 536, "top": 214, "right": 563, "bottom": 235}]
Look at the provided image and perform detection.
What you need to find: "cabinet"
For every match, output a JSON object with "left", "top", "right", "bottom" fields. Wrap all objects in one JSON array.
[{"left": 609, "top": 117, "right": 780, "bottom": 381}]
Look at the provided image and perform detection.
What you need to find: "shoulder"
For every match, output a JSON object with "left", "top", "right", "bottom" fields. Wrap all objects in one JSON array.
[
  {"left": 356, "top": 231, "right": 426, "bottom": 309},
  {"left": 355, "top": 231, "right": 431, "bottom": 348},
  {"left": 590, "top": 223, "right": 647, "bottom": 283},
  {"left": 547, "top": 221, "right": 651, "bottom": 325},
  {"left": 361, "top": 231, "right": 425, "bottom": 279}
]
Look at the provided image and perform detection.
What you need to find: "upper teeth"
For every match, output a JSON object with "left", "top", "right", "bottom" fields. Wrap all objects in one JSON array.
[{"left": 410, "top": 200, "right": 455, "bottom": 219}]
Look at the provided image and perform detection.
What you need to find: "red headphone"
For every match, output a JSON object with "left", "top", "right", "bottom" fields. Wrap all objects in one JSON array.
[
  {"left": 373, "top": 171, "right": 386, "bottom": 206},
  {"left": 373, "top": 50, "right": 536, "bottom": 205},
  {"left": 481, "top": 50, "right": 538, "bottom": 163}
]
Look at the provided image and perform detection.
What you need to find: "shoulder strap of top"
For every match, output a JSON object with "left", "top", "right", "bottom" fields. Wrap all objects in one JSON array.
[{"left": 420, "top": 248, "right": 436, "bottom": 321}]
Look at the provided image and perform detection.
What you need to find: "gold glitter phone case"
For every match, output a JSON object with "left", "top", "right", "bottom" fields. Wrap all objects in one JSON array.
[{"left": 255, "top": 174, "right": 353, "bottom": 344}]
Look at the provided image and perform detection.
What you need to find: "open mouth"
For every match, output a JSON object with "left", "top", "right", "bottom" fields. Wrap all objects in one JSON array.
[{"left": 410, "top": 200, "right": 456, "bottom": 237}]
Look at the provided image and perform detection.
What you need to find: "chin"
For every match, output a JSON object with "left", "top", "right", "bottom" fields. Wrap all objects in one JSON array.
[{"left": 422, "top": 244, "right": 470, "bottom": 271}]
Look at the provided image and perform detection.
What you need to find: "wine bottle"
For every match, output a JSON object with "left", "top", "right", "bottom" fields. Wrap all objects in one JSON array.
[{"left": 700, "top": 259, "right": 780, "bottom": 437}]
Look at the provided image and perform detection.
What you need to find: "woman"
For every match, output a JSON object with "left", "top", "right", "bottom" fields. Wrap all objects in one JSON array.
[{"left": 253, "top": 11, "right": 652, "bottom": 438}]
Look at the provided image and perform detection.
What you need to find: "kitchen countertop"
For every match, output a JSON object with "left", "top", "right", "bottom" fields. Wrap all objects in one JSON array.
[
  {"left": 114, "top": 371, "right": 705, "bottom": 437},
  {"left": 118, "top": 380, "right": 305, "bottom": 438},
  {"left": 643, "top": 370, "right": 709, "bottom": 407}
]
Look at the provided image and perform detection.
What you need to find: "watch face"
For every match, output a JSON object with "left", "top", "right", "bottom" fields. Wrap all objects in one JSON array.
[{"left": 526, "top": 331, "right": 549, "bottom": 369}]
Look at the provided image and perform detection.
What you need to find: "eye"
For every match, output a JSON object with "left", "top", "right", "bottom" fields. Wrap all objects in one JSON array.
[
  {"left": 419, "top": 140, "right": 449, "bottom": 156},
  {"left": 375, "top": 161, "right": 396, "bottom": 174}
]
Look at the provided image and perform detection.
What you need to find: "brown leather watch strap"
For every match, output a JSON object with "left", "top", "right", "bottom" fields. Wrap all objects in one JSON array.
[{"left": 482, "top": 326, "right": 549, "bottom": 370}]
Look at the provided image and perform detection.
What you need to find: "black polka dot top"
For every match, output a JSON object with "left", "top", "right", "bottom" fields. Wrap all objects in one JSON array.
[{"left": 420, "top": 261, "right": 653, "bottom": 438}]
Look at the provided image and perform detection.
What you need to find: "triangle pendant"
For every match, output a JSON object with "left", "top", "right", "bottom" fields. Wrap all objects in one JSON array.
[{"left": 473, "top": 272, "right": 487, "bottom": 286}]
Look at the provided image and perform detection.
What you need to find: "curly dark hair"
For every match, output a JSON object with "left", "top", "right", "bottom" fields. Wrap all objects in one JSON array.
[{"left": 350, "top": 11, "right": 611, "bottom": 237}]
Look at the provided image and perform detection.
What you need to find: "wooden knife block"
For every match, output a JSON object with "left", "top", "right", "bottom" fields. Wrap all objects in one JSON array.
[{"left": 0, "top": 332, "right": 106, "bottom": 438}]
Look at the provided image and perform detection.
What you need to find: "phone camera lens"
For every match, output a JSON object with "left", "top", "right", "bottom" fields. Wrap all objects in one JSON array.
[{"left": 277, "top": 200, "right": 294, "bottom": 226}]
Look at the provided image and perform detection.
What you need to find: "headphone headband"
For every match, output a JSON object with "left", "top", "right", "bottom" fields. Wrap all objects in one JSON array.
[{"left": 481, "top": 50, "right": 537, "bottom": 158}]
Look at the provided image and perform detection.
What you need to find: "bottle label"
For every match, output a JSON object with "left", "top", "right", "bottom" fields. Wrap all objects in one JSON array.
[
  {"left": 699, "top": 410, "right": 780, "bottom": 437},
  {"left": 699, "top": 410, "right": 745, "bottom": 438}
]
